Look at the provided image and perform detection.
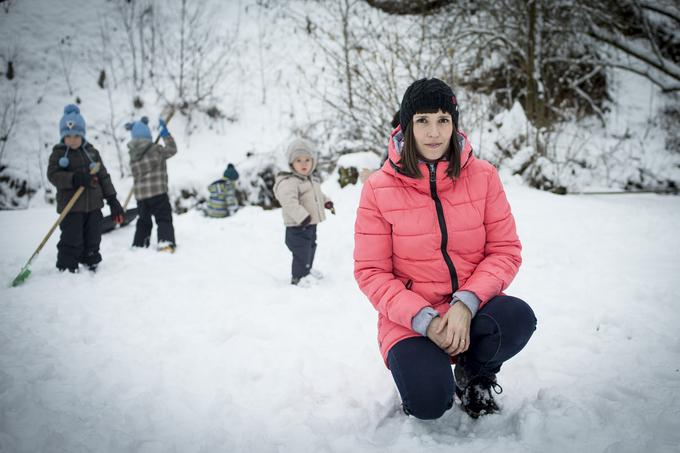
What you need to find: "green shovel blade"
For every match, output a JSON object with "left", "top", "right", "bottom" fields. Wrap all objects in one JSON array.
[{"left": 11, "top": 266, "right": 31, "bottom": 287}]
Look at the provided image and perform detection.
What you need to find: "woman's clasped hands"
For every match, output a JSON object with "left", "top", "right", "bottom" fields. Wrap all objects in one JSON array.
[{"left": 426, "top": 301, "right": 472, "bottom": 356}]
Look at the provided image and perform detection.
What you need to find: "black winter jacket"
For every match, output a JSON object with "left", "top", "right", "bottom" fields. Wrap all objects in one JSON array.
[{"left": 47, "top": 142, "right": 117, "bottom": 213}]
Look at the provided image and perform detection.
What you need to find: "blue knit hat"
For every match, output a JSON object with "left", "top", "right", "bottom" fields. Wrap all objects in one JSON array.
[
  {"left": 59, "top": 104, "right": 86, "bottom": 138},
  {"left": 223, "top": 163, "right": 239, "bottom": 181},
  {"left": 125, "top": 116, "right": 152, "bottom": 140}
]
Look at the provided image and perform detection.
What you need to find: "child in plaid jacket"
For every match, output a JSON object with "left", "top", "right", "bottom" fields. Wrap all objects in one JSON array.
[{"left": 126, "top": 116, "right": 178, "bottom": 252}]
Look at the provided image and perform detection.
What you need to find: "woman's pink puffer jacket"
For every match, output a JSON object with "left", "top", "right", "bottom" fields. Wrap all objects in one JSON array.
[{"left": 354, "top": 128, "right": 522, "bottom": 365}]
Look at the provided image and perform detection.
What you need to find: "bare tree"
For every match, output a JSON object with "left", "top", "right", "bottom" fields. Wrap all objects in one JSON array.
[
  {"left": 114, "top": 0, "right": 155, "bottom": 93},
  {"left": 364, "top": 0, "right": 450, "bottom": 15},
  {"left": 366, "top": 0, "right": 680, "bottom": 93},
  {"left": 95, "top": 20, "right": 127, "bottom": 178},
  {"left": 57, "top": 35, "right": 75, "bottom": 96},
  {"left": 0, "top": 81, "right": 19, "bottom": 164},
  {"left": 107, "top": 0, "right": 159, "bottom": 98},
  {"left": 153, "top": 0, "right": 239, "bottom": 114},
  {"left": 283, "top": 1, "right": 358, "bottom": 110},
  {"left": 283, "top": 0, "right": 460, "bottom": 155},
  {"left": 576, "top": 0, "right": 680, "bottom": 92},
  {"left": 256, "top": 4, "right": 268, "bottom": 105}
]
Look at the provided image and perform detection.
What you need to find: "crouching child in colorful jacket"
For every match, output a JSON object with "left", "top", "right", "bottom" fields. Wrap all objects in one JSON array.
[
  {"left": 206, "top": 163, "right": 241, "bottom": 218},
  {"left": 273, "top": 138, "right": 334, "bottom": 285},
  {"left": 125, "top": 117, "right": 178, "bottom": 252},
  {"left": 47, "top": 104, "right": 124, "bottom": 273}
]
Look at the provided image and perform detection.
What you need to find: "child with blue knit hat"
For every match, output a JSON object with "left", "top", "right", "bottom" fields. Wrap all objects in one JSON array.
[
  {"left": 47, "top": 104, "right": 124, "bottom": 273},
  {"left": 125, "top": 116, "right": 178, "bottom": 252}
]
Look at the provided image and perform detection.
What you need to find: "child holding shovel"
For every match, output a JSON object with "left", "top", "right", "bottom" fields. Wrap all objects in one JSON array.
[
  {"left": 125, "top": 116, "right": 178, "bottom": 252},
  {"left": 47, "top": 104, "right": 124, "bottom": 273}
]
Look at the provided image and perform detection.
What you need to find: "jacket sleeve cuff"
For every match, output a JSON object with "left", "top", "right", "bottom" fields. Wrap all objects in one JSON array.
[
  {"left": 451, "top": 290, "right": 480, "bottom": 317},
  {"left": 411, "top": 307, "right": 439, "bottom": 336}
]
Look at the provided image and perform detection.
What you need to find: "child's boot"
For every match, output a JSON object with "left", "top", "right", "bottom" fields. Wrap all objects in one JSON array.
[
  {"left": 157, "top": 241, "right": 176, "bottom": 253},
  {"left": 309, "top": 269, "right": 324, "bottom": 279}
]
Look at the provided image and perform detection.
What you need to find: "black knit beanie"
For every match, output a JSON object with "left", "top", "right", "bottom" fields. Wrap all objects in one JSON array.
[{"left": 399, "top": 78, "right": 459, "bottom": 132}]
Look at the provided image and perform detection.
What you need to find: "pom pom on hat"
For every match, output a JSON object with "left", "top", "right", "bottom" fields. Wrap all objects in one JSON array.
[
  {"left": 63, "top": 104, "right": 80, "bottom": 115},
  {"left": 127, "top": 116, "right": 152, "bottom": 140},
  {"left": 223, "top": 163, "right": 239, "bottom": 181}
]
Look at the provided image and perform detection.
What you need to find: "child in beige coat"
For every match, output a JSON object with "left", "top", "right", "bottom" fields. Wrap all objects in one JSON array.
[{"left": 274, "top": 138, "right": 334, "bottom": 285}]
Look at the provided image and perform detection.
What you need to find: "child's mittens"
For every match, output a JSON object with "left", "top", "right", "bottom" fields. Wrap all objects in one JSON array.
[
  {"left": 158, "top": 118, "right": 170, "bottom": 138},
  {"left": 301, "top": 215, "right": 312, "bottom": 226},
  {"left": 107, "top": 196, "right": 125, "bottom": 225},
  {"left": 324, "top": 201, "right": 336, "bottom": 215},
  {"left": 73, "top": 171, "right": 95, "bottom": 188}
]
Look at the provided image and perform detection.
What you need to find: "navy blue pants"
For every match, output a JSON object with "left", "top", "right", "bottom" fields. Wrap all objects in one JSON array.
[
  {"left": 387, "top": 295, "right": 536, "bottom": 420},
  {"left": 133, "top": 193, "right": 175, "bottom": 247},
  {"left": 57, "top": 210, "right": 103, "bottom": 270},
  {"left": 285, "top": 224, "right": 317, "bottom": 279}
]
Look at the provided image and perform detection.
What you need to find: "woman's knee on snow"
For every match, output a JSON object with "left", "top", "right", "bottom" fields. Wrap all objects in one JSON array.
[{"left": 403, "top": 386, "right": 454, "bottom": 420}]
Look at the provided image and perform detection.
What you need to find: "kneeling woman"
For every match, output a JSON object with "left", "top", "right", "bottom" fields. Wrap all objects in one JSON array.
[{"left": 354, "top": 78, "right": 536, "bottom": 419}]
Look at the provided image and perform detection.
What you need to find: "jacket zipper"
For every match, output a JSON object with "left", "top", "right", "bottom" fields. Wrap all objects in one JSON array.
[{"left": 428, "top": 162, "right": 459, "bottom": 294}]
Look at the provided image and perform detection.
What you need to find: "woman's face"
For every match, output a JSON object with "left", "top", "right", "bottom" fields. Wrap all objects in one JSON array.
[
  {"left": 412, "top": 110, "right": 453, "bottom": 161},
  {"left": 64, "top": 135, "right": 82, "bottom": 150},
  {"left": 292, "top": 155, "right": 313, "bottom": 176}
]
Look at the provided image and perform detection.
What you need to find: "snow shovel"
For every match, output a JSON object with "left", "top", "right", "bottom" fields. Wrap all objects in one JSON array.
[
  {"left": 101, "top": 108, "right": 175, "bottom": 234},
  {"left": 11, "top": 162, "right": 101, "bottom": 287}
]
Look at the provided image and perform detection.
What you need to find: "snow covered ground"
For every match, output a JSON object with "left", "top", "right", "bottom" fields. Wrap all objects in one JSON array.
[{"left": 1, "top": 176, "right": 679, "bottom": 452}]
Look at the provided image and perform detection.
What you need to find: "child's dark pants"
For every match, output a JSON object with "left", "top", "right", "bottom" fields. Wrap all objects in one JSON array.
[
  {"left": 285, "top": 224, "right": 317, "bottom": 279},
  {"left": 386, "top": 295, "right": 537, "bottom": 420},
  {"left": 57, "top": 210, "right": 103, "bottom": 270},
  {"left": 133, "top": 193, "right": 175, "bottom": 247}
]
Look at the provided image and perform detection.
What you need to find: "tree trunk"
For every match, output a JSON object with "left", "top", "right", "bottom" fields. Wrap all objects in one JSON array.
[
  {"left": 179, "top": 0, "right": 187, "bottom": 101},
  {"left": 526, "top": 0, "right": 537, "bottom": 123},
  {"left": 341, "top": 0, "right": 354, "bottom": 110}
]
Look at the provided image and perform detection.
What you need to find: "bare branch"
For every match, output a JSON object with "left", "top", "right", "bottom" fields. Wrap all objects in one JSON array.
[
  {"left": 639, "top": 1, "right": 680, "bottom": 24},
  {"left": 363, "top": 0, "right": 453, "bottom": 15},
  {"left": 544, "top": 57, "right": 680, "bottom": 92},
  {"left": 0, "top": 82, "right": 19, "bottom": 163},
  {"left": 452, "top": 29, "right": 526, "bottom": 60},
  {"left": 632, "top": 0, "right": 666, "bottom": 70},
  {"left": 587, "top": 26, "right": 680, "bottom": 83}
]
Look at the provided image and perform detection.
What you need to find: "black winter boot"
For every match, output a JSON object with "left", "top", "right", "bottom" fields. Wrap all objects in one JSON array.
[
  {"left": 454, "top": 358, "right": 503, "bottom": 418},
  {"left": 57, "top": 265, "right": 79, "bottom": 273}
]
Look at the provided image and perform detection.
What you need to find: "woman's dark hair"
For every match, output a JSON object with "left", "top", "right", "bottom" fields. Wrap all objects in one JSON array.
[
  {"left": 390, "top": 110, "right": 400, "bottom": 128},
  {"left": 398, "top": 109, "right": 462, "bottom": 179}
]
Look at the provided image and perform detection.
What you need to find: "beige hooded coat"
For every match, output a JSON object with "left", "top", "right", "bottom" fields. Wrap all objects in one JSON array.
[{"left": 274, "top": 138, "right": 330, "bottom": 226}]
